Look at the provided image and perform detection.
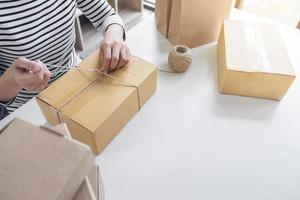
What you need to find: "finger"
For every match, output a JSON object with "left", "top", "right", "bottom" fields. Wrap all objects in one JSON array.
[
  {"left": 100, "top": 46, "right": 112, "bottom": 73},
  {"left": 117, "top": 46, "right": 129, "bottom": 69},
  {"left": 34, "top": 63, "right": 46, "bottom": 82},
  {"left": 22, "top": 65, "right": 45, "bottom": 85},
  {"left": 42, "top": 69, "right": 51, "bottom": 86},
  {"left": 127, "top": 48, "right": 132, "bottom": 63},
  {"left": 13, "top": 58, "right": 42, "bottom": 73},
  {"left": 109, "top": 44, "right": 121, "bottom": 72},
  {"left": 30, "top": 82, "right": 47, "bottom": 93},
  {"left": 40, "top": 62, "right": 52, "bottom": 78},
  {"left": 27, "top": 70, "right": 49, "bottom": 92}
]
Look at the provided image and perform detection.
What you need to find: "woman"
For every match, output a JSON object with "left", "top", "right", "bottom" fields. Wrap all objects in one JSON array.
[{"left": 0, "top": 0, "right": 130, "bottom": 115}]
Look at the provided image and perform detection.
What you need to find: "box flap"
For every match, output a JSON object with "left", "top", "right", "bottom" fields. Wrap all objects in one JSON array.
[
  {"left": 51, "top": 124, "right": 71, "bottom": 137},
  {"left": 73, "top": 177, "right": 97, "bottom": 200},
  {"left": 224, "top": 20, "right": 295, "bottom": 76},
  {"left": 0, "top": 118, "right": 93, "bottom": 200}
]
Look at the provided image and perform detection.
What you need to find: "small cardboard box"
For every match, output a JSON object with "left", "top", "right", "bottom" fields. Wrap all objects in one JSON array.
[
  {"left": 0, "top": 118, "right": 93, "bottom": 200},
  {"left": 52, "top": 124, "right": 103, "bottom": 200},
  {"left": 218, "top": 20, "right": 296, "bottom": 100},
  {"left": 37, "top": 49, "right": 157, "bottom": 154}
]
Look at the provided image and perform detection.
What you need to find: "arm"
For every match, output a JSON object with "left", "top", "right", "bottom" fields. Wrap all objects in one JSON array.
[
  {"left": 0, "top": 68, "right": 22, "bottom": 102},
  {"left": 76, "top": 0, "right": 129, "bottom": 73},
  {"left": 0, "top": 58, "right": 51, "bottom": 103}
]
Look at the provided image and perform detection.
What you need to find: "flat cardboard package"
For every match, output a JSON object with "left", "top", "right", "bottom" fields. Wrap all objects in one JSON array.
[
  {"left": 52, "top": 124, "right": 103, "bottom": 200},
  {"left": 218, "top": 20, "right": 296, "bottom": 100},
  {"left": 0, "top": 118, "right": 93, "bottom": 200},
  {"left": 37, "top": 49, "right": 157, "bottom": 154}
]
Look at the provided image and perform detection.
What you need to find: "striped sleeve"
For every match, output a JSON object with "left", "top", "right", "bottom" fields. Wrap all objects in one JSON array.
[{"left": 76, "top": 0, "right": 125, "bottom": 37}]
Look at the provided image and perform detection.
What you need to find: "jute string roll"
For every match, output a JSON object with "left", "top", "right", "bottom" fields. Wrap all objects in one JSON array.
[{"left": 168, "top": 45, "right": 192, "bottom": 73}]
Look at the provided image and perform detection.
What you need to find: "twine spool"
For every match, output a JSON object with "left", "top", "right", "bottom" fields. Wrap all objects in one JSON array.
[{"left": 168, "top": 45, "right": 192, "bottom": 73}]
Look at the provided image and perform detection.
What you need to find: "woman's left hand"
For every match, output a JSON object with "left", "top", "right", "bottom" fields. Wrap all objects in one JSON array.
[{"left": 99, "top": 24, "right": 130, "bottom": 73}]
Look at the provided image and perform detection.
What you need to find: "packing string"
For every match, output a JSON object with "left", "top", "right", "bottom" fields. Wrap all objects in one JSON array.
[
  {"left": 45, "top": 64, "right": 142, "bottom": 113},
  {"left": 55, "top": 73, "right": 101, "bottom": 124},
  {"left": 156, "top": 45, "right": 193, "bottom": 73}
]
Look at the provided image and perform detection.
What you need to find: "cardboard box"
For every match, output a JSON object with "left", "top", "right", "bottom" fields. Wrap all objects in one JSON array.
[
  {"left": 0, "top": 118, "right": 93, "bottom": 200},
  {"left": 52, "top": 124, "right": 103, "bottom": 200},
  {"left": 234, "top": 0, "right": 244, "bottom": 9},
  {"left": 108, "top": 0, "right": 142, "bottom": 12},
  {"left": 218, "top": 20, "right": 296, "bottom": 100},
  {"left": 37, "top": 49, "right": 157, "bottom": 154}
]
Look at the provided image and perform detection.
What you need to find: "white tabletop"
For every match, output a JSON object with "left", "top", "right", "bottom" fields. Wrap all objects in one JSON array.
[{"left": 2, "top": 9, "right": 300, "bottom": 200}]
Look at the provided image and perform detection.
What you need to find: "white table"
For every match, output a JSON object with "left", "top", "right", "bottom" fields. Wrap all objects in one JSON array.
[{"left": 2, "top": 9, "right": 300, "bottom": 200}]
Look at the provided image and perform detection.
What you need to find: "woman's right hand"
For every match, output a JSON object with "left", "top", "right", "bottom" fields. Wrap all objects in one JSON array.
[{"left": 7, "top": 58, "right": 51, "bottom": 93}]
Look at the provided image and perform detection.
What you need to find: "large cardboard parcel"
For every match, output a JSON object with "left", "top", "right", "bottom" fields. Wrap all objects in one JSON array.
[
  {"left": 0, "top": 118, "right": 93, "bottom": 200},
  {"left": 37, "top": 49, "right": 157, "bottom": 154},
  {"left": 155, "top": 0, "right": 233, "bottom": 48},
  {"left": 218, "top": 20, "right": 296, "bottom": 100}
]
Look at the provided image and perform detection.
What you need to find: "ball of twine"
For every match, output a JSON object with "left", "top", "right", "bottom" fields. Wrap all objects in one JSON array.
[{"left": 168, "top": 45, "right": 192, "bottom": 73}]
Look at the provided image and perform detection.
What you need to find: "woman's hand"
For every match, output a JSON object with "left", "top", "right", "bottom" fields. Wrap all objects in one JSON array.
[
  {"left": 6, "top": 58, "right": 51, "bottom": 92},
  {"left": 99, "top": 24, "right": 131, "bottom": 73}
]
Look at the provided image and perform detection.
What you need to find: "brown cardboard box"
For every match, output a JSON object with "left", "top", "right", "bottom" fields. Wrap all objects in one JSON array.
[
  {"left": 234, "top": 0, "right": 244, "bottom": 9},
  {"left": 52, "top": 124, "right": 103, "bottom": 200},
  {"left": 108, "top": 0, "right": 142, "bottom": 12},
  {"left": 0, "top": 118, "right": 93, "bottom": 200},
  {"left": 37, "top": 49, "right": 157, "bottom": 154},
  {"left": 218, "top": 20, "right": 296, "bottom": 100},
  {"left": 155, "top": 0, "right": 233, "bottom": 48}
]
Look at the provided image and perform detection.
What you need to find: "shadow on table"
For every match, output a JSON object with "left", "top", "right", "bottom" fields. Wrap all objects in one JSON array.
[{"left": 212, "top": 92, "right": 280, "bottom": 121}]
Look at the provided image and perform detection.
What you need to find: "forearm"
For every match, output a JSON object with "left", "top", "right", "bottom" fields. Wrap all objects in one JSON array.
[
  {"left": 0, "top": 69, "right": 22, "bottom": 102},
  {"left": 105, "top": 24, "right": 124, "bottom": 40}
]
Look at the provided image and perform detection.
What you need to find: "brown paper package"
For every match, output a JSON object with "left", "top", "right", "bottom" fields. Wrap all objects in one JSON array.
[
  {"left": 37, "top": 49, "right": 157, "bottom": 154},
  {"left": 52, "top": 124, "right": 103, "bottom": 200},
  {"left": 0, "top": 118, "right": 93, "bottom": 200},
  {"left": 218, "top": 20, "right": 296, "bottom": 100},
  {"left": 155, "top": 0, "right": 233, "bottom": 48}
]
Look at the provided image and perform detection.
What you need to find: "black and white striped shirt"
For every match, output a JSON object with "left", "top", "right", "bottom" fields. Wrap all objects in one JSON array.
[{"left": 0, "top": 0, "right": 124, "bottom": 113}]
